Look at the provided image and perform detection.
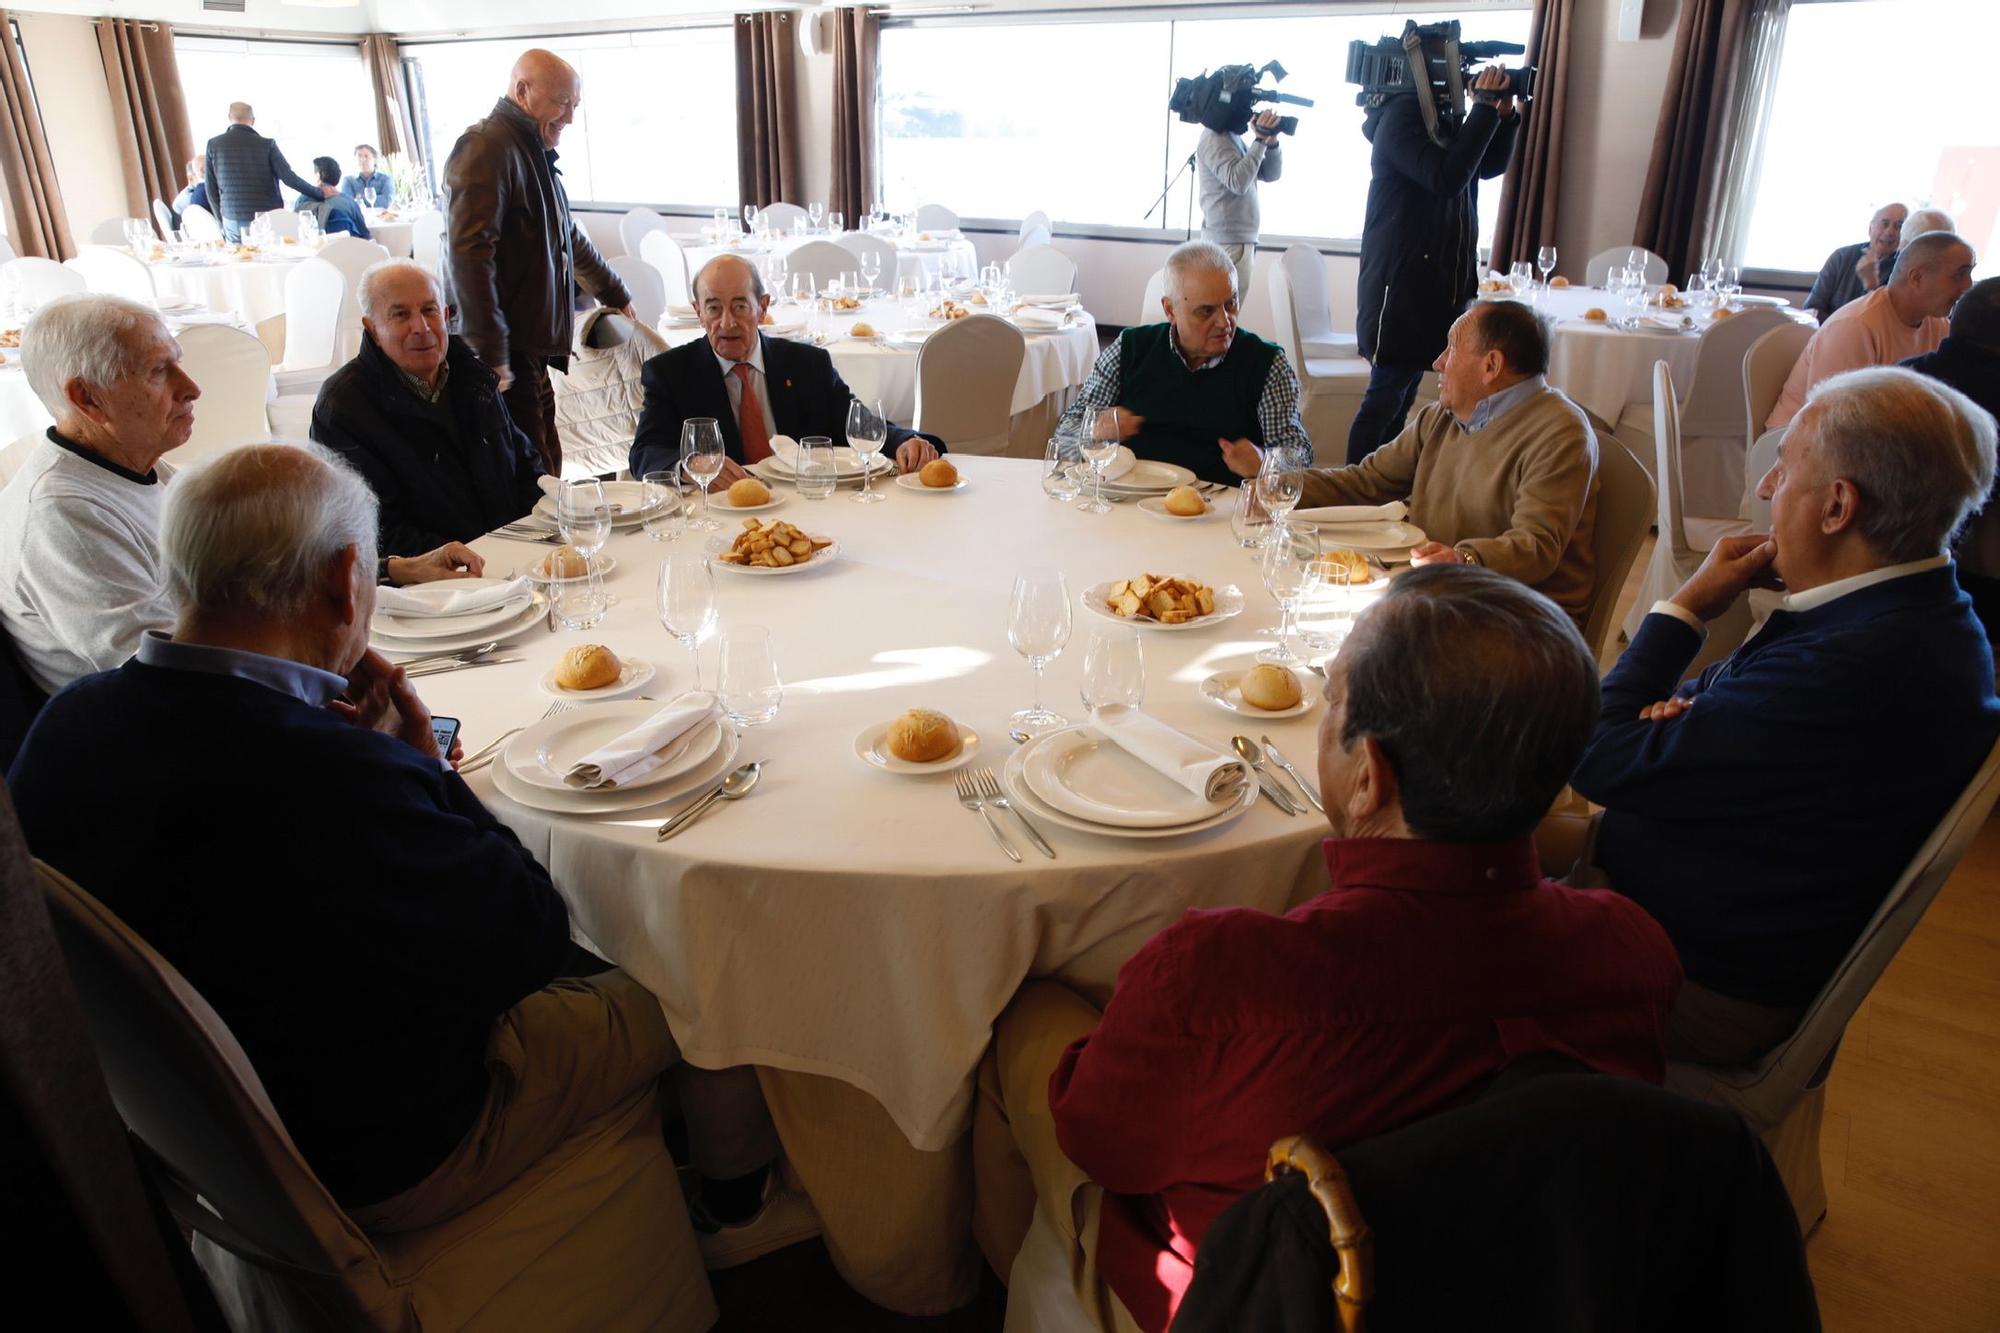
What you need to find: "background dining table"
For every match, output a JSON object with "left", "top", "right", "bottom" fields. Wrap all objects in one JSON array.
[
  {"left": 675, "top": 226, "right": 981, "bottom": 290},
  {"left": 147, "top": 246, "right": 312, "bottom": 328},
  {"left": 414, "top": 455, "right": 1338, "bottom": 1312}
]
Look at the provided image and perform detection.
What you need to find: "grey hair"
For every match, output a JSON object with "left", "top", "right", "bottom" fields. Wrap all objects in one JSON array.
[
  {"left": 1164, "top": 240, "right": 1235, "bottom": 300},
  {"left": 1803, "top": 366, "right": 1997, "bottom": 564},
  {"left": 692, "top": 253, "right": 766, "bottom": 303},
  {"left": 1901, "top": 207, "right": 1956, "bottom": 248},
  {"left": 358, "top": 258, "right": 442, "bottom": 323},
  {"left": 160, "top": 443, "right": 379, "bottom": 620},
  {"left": 20, "top": 294, "right": 164, "bottom": 418},
  {"left": 1894, "top": 231, "right": 1973, "bottom": 284}
]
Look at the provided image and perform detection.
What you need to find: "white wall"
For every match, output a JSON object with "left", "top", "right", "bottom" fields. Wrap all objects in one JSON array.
[{"left": 13, "top": 12, "right": 130, "bottom": 241}]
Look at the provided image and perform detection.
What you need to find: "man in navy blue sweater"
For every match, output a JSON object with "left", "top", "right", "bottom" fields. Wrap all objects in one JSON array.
[{"left": 1573, "top": 367, "right": 2000, "bottom": 1065}]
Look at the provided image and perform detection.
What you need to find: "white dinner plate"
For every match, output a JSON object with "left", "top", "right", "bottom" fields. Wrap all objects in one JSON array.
[
  {"left": 372, "top": 598, "right": 545, "bottom": 655},
  {"left": 1099, "top": 459, "right": 1197, "bottom": 494},
  {"left": 518, "top": 554, "right": 617, "bottom": 585},
  {"left": 885, "top": 329, "right": 931, "bottom": 348},
  {"left": 1001, "top": 740, "right": 1255, "bottom": 840},
  {"left": 712, "top": 491, "right": 786, "bottom": 514},
  {"left": 537, "top": 657, "right": 656, "bottom": 701},
  {"left": 706, "top": 535, "right": 840, "bottom": 575},
  {"left": 1022, "top": 727, "right": 1226, "bottom": 828},
  {"left": 369, "top": 578, "right": 533, "bottom": 639},
  {"left": 894, "top": 473, "right": 967, "bottom": 495},
  {"left": 504, "top": 704, "right": 724, "bottom": 794},
  {"left": 1137, "top": 495, "right": 1216, "bottom": 521},
  {"left": 1291, "top": 519, "right": 1428, "bottom": 553},
  {"left": 752, "top": 452, "right": 892, "bottom": 481},
  {"left": 841, "top": 330, "right": 884, "bottom": 343},
  {"left": 487, "top": 726, "right": 739, "bottom": 816},
  {"left": 1080, "top": 580, "right": 1244, "bottom": 632},
  {"left": 1199, "top": 668, "right": 1319, "bottom": 720},
  {"left": 759, "top": 318, "right": 805, "bottom": 337},
  {"left": 533, "top": 480, "right": 662, "bottom": 528},
  {"left": 852, "top": 720, "right": 981, "bottom": 775}
]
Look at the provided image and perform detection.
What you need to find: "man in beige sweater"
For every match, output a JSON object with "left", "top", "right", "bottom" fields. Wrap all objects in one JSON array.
[{"left": 1300, "top": 301, "right": 1599, "bottom": 622}]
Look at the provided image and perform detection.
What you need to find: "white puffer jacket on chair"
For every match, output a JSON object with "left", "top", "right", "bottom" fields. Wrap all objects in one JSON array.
[{"left": 550, "top": 308, "right": 670, "bottom": 479}]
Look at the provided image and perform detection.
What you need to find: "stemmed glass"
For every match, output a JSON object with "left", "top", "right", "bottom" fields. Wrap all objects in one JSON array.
[
  {"left": 1008, "top": 567, "right": 1071, "bottom": 737},
  {"left": 1076, "top": 409, "right": 1120, "bottom": 515},
  {"left": 1537, "top": 245, "right": 1558, "bottom": 290},
  {"left": 860, "top": 249, "right": 883, "bottom": 294},
  {"left": 808, "top": 200, "right": 827, "bottom": 232},
  {"left": 743, "top": 202, "right": 760, "bottom": 234},
  {"left": 1626, "top": 247, "right": 1646, "bottom": 274},
  {"left": 1258, "top": 523, "right": 1321, "bottom": 666},
  {"left": 1258, "top": 457, "right": 1302, "bottom": 526},
  {"left": 1508, "top": 260, "right": 1534, "bottom": 301},
  {"left": 1719, "top": 265, "right": 1743, "bottom": 305},
  {"left": 718, "top": 625, "right": 782, "bottom": 727},
  {"left": 828, "top": 210, "right": 844, "bottom": 235},
  {"left": 846, "top": 398, "right": 888, "bottom": 504},
  {"left": 657, "top": 549, "right": 718, "bottom": 690},
  {"left": 681, "top": 418, "right": 726, "bottom": 531},
  {"left": 556, "top": 479, "right": 612, "bottom": 629},
  {"left": 364, "top": 186, "right": 378, "bottom": 210},
  {"left": 1618, "top": 267, "right": 1648, "bottom": 327},
  {"left": 1079, "top": 624, "right": 1145, "bottom": 713}
]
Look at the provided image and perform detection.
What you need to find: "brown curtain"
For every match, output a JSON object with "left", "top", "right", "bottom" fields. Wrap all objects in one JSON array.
[
  {"left": 735, "top": 12, "right": 802, "bottom": 209},
  {"left": 1634, "top": 0, "right": 1757, "bottom": 282},
  {"left": 1488, "top": 0, "right": 1575, "bottom": 268},
  {"left": 96, "top": 18, "right": 193, "bottom": 219},
  {"left": 0, "top": 10, "right": 73, "bottom": 258},
  {"left": 360, "top": 34, "right": 416, "bottom": 161},
  {"left": 829, "top": 8, "right": 878, "bottom": 223}
]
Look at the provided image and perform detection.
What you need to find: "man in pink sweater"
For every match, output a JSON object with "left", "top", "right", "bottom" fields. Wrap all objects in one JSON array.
[{"left": 1768, "top": 230, "right": 1975, "bottom": 429}]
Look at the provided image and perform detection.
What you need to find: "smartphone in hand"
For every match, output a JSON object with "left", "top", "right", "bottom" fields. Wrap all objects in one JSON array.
[{"left": 430, "top": 715, "right": 462, "bottom": 758}]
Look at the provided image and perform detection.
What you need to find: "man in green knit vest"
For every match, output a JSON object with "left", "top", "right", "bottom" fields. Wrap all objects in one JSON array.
[
  {"left": 1057, "top": 241, "right": 1309, "bottom": 485},
  {"left": 1301, "top": 301, "right": 1599, "bottom": 624}
]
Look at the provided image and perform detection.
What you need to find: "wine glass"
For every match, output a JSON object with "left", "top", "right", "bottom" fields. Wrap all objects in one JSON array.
[
  {"left": 1258, "top": 523, "right": 1320, "bottom": 666},
  {"left": 1079, "top": 624, "right": 1144, "bottom": 713},
  {"left": 1258, "top": 458, "right": 1302, "bottom": 525},
  {"left": 1008, "top": 568, "right": 1071, "bottom": 736},
  {"left": 556, "top": 479, "right": 612, "bottom": 629},
  {"left": 1619, "top": 267, "right": 1648, "bottom": 327},
  {"left": 808, "top": 200, "right": 827, "bottom": 232},
  {"left": 1537, "top": 245, "right": 1558, "bottom": 289},
  {"left": 1043, "top": 432, "right": 1084, "bottom": 501},
  {"left": 790, "top": 271, "right": 817, "bottom": 309},
  {"left": 1720, "top": 264, "right": 1743, "bottom": 304},
  {"left": 828, "top": 210, "right": 844, "bottom": 235},
  {"left": 681, "top": 418, "right": 726, "bottom": 531},
  {"left": 364, "top": 186, "right": 378, "bottom": 210},
  {"left": 1700, "top": 255, "right": 1723, "bottom": 290},
  {"left": 846, "top": 398, "right": 888, "bottom": 504},
  {"left": 860, "top": 250, "right": 882, "bottom": 293},
  {"left": 743, "top": 202, "right": 760, "bottom": 234},
  {"left": 641, "top": 470, "right": 683, "bottom": 542},
  {"left": 1508, "top": 260, "right": 1533, "bottom": 300},
  {"left": 1076, "top": 409, "right": 1120, "bottom": 515},
  {"left": 718, "top": 625, "right": 782, "bottom": 727},
  {"left": 1625, "top": 247, "right": 1645, "bottom": 274},
  {"left": 657, "top": 549, "right": 717, "bottom": 689}
]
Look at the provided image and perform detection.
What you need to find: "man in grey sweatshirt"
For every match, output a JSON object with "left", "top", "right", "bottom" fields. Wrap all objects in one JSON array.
[{"left": 1196, "top": 110, "right": 1283, "bottom": 302}]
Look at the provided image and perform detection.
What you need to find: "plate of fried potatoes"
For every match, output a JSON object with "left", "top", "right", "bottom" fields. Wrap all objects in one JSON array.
[
  {"left": 707, "top": 517, "right": 838, "bottom": 575},
  {"left": 1081, "top": 574, "right": 1244, "bottom": 630}
]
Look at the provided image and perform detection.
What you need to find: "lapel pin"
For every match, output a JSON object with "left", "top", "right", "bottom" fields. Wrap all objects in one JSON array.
[{"left": 785, "top": 379, "right": 793, "bottom": 388}]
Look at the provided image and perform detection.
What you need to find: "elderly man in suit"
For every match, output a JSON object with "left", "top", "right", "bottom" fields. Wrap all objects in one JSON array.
[{"left": 628, "top": 255, "right": 942, "bottom": 487}]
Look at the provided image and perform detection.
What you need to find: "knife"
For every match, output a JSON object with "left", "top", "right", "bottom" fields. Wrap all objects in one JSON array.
[
  {"left": 1254, "top": 773, "right": 1300, "bottom": 816},
  {"left": 1260, "top": 735, "right": 1324, "bottom": 815}
]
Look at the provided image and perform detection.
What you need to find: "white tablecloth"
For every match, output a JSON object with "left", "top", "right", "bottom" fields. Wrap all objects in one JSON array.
[
  {"left": 678, "top": 228, "right": 980, "bottom": 290},
  {"left": 1529, "top": 285, "right": 1707, "bottom": 426},
  {"left": 658, "top": 300, "right": 1098, "bottom": 431},
  {"left": 364, "top": 214, "right": 414, "bottom": 259},
  {"left": 149, "top": 251, "right": 310, "bottom": 328},
  {"left": 417, "top": 455, "right": 1332, "bottom": 1150}
]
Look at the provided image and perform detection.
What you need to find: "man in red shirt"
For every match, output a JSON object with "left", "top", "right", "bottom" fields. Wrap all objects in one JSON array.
[{"left": 971, "top": 565, "right": 1682, "bottom": 1332}]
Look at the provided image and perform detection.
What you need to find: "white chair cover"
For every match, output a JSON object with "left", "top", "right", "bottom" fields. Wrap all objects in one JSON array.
[
  {"left": 1267, "top": 259, "right": 1373, "bottom": 465},
  {"left": 1743, "top": 322, "right": 1813, "bottom": 442},
  {"left": 258, "top": 209, "right": 301, "bottom": 240},
  {"left": 1584, "top": 246, "right": 1670, "bottom": 288},
  {"left": 274, "top": 257, "right": 346, "bottom": 378},
  {"left": 758, "top": 202, "right": 807, "bottom": 232},
  {"left": 169, "top": 323, "right": 271, "bottom": 465},
  {"left": 1279, "top": 244, "right": 1356, "bottom": 358},
  {"left": 410, "top": 211, "right": 447, "bottom": 273},
  {"left": 64, "top": 248, "right": 156, "bottom": 302},
  {"left": 618, "top": 206, "right": 668, "bottom": 261},
  {"left": 151, "top": 199, "right": 176, "bottom": 240},
  {"left": 3, "top": 256, "right": 85, "bottom": 307},
  {"left": 608, "top": 254, "right": 666, "bottom": 329},
  {"left": 783, "top": 240, "right": 857, "bottom": 288},
  {"left": 314, "top": 236, "right": 390, "bottom": 363},
  {"left": 637, "top": 231, "right": 692, "bottom": 307},
  {"left": 914, "top": 203, "right": 960, "bottom": 232},
  {"left": 0, "top": 433, "right": 40, "bottom": 490},
  {"left": 0, "top": 233, "right": 16, "bottom": 265},
  {"left": 1741, "top": 426, "right": 1786, "bottom": 527},
  {"left": 1617, "top": 307, "right": 1789, "bottom": 516},
  {"left": 1579, "top": 418, "right": 1656, "bottom": 663},
  {"left": 1018, "top": 210, "right": 1050, "bottom": 242},
  {"left": 913, "top": 313, "right": 1026, "bottom": 456},
  {"left": 1005, "top": 244, "right": 1076, "bottom": 296},
  {"left": 1138, "top": 268, "right": 1167, "bottom": 325},
  {"left": 178, "top": 204, "right": 223, "bottom": 243}
]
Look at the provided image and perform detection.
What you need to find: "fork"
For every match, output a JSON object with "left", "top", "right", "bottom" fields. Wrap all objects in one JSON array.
[
  {"left": 955, "top": 772, "right": 1021, "bottom": 862},
  {"left": 458, "top": 700, "right": 571, "bottom": 775},
  {"left": 972, "top": 767, "right": 1055, "bottom": 859}
]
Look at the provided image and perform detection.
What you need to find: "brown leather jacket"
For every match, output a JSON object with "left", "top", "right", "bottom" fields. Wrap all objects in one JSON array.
[{"left": 440, "top": 97, "right": 627, "bottom": 371}]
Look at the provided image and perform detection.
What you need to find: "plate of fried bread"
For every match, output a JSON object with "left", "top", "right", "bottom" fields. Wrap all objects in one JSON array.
[
  {"left": 707, "top": 517, "right": 838, "bottom": 574},
  {"left": 1082, "top": 573, "right": 1243, "bottom": 630}
]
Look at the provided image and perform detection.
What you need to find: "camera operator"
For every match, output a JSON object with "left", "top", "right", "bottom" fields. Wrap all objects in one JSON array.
[
  {"left": 1347, "top": 64, "right": 1520, "bottom": 465},
  {"left": 1197, "top": 109, "right": 1284, "bottom": 302}
]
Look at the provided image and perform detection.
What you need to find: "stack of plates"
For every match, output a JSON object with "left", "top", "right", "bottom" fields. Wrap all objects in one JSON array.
[
  {"left": 369, "top": 577, "right": 543, "bottom": 655},
  {"left": 1001, "top": 724, "right": 1256, "bottom": 839},
  {"left": 489, "top": 701, "right": 739, "bottom": 815},
  {"left": 1097, "top": 457, "right": 1197, "bottom": 499},
  {"left": 749, "top": 451, "right": 893, "bottom": 485},
  {"left": 533, "top": 480, "right": 665, "bottom": 529},
  {"left": 1290, "top": 517, "right": 1428, "bottom": 562}
]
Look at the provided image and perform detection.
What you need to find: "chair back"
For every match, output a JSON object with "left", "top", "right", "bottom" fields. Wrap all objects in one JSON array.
[
  {"left": 87, "top": 217, "right": 135, "bottom": 246},
  {"left": 151, "top": 199, "right": 176, "bottom": 240},
  {"left": 617, "top": 206, "right": 669, "bottom": 261},
  {"left": 0, "top": 432, "right": 40, "bottom": 490},
  {"left": 277, "top": 257, "right": 346, "bottom": 375},
  {"left": 178, "top": 204, "right": 223, "bottom": 243},
  {"left": 913, "top": 313, "right": 1025, "bottom": 456},
  {"left": 914, "top": 203, "right": 960, "bottom": 232},
  {"left": 1580, "top": 419, "right": 1656, "bottom": 663},
  {"left": 1279, "top": 245, "right": 1339, "bottom": 346},
  {"left": 409, "top": 210, "right": 446, "bottom": 273},
  {"left": 258, "top": 209, "right": 301, "bottom": 240},
  {"left": 1018, "top": 210, "right": 1051, "bottom": 243},
  {"left": 170, "top": 324, "right": 270, "bottom": 464},
  {"left": 637, "top": 230, "right": 692, "bottom": 307},
  {"left": 757, "top": 202, "right": 807, "bottom": 232},
  {"left": 1651, "top": 361, "right": 1692, "bottom": 555},
  {"left": 608, "top": 254, "right": 666, "bottom": 328},
  {"left": 1670, "top": 735, "right": 2000, "bottom": 1129},
  {"left": 784, "top": 239, "right": 856, "bottom": 288},
  {"left": 1584, "top": 246, "right": 1670, "bottom": 287},
  {"left": 1676, "top": 306, "right": 1788, "bottom": 439},
  {"left": 1005, "top": 243, "right": 1076, "bottom": 296},
  {"left": 1138, "top": 268, "right": 1168, "bottom": 325},
  {"left": 1265, "top": 258, "right": 1310, "bottom": 379},
  {"left": 834, "top": 231, "right": 897, "bottom": 284},
  {"left": 1743, "top": 322, "right": 1813, "bottom": 442},
  {"left": 314, "top": 236, "right": 390, "bottom": 363},
  {"left": 5, "top": 256, "right": 86, "bottom": 306},
  {"left": 0, "top": 233, "right": 15, "bottom": 264},
  {"left": 1740, "top": 426, "right": 1786, "bottom": 526},
  {"left": 64, "top": 247, "right": 156, "bottom": 302}
]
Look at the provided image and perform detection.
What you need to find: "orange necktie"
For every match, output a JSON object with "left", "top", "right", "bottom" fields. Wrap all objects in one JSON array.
[{"left": 733, "top": 362, "right": 773, "bottom": 464}]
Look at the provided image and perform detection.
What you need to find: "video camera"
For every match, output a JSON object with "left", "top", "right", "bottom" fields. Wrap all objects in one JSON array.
[
  {"left": 1345, "top": 20, "right": 1534, "bottom": 145},
  {"left": 1169, "top": 61, "right": 1314, "bottom": 138}
]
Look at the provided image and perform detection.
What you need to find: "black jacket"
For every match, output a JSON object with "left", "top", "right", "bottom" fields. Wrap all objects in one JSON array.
[
  {"left": 310, "top": 334, "right": 545, "bottom": 557},
  {"left": 203, "top": 124, "right": 321, "bottom": 223},
  {"left": 1355, "top": 97, "right": 1519, "bottom": 370},
  {"left": 629, "top": 335, "right": 942, "bottom": 480}
]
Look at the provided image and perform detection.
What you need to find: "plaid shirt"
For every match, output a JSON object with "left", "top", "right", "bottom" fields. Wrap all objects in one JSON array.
[{"left": 1058, "top": 331, "right": 1312, "bottom": 467}]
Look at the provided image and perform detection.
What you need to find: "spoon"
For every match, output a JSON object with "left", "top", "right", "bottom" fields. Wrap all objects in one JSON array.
[
  {"left": 1231, "top": 735, "right": 1301, "bottom": 815},
  {"left": 657, "top": 761, "right": 763, "bottom": 840}
]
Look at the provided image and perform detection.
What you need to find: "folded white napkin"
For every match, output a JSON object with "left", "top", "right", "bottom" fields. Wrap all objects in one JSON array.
[
  {"left": 1019, "top": 294, "right": 1076, "bottom": 308},
  {"left": 1292, "top": 500, "right": 1410, "bottom": 525},
  {"left": 535, "top": 474, "right": 562, "bottom": 498},
  {"left": 1088, "top": 705, "right": 1250, "bottom": 804},
  {"left": 1014, "top": 307, "right": 1068, "bottom": 329},
  {"left": 564, "top": 692, "right": 720, "bottom": 789},
  {"left": 768, "top": 433, "right": 800, "bottom": 464},
  {"left": 374, "top": 576, "right": 531, "bottom": 620}
]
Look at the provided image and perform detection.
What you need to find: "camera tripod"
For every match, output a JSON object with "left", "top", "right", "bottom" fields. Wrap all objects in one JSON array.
[{"left": 1142, "top": 151, "right": 1199, "bottom": 240}]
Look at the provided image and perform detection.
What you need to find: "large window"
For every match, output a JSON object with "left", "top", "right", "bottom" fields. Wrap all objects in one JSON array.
[
  {"left": 1741, "top": 0, "right": 1998, "bottom": 277},
  {"left": 403, "top": 29, "right": 737, "bottom": 209},
  {"left": 878, "top": 6, "right": 1531, "bottom": 243},
  {"left": 176, "top": 37, "right": 376, "bottom": 190}
]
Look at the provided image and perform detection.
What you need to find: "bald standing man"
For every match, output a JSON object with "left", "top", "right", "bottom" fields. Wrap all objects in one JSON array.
[
  {"left": 441, "top": 49, "right": 632, "bottom": 474},
  {"left": 205, "top": 101, "right": 331, "bottom": 244}
]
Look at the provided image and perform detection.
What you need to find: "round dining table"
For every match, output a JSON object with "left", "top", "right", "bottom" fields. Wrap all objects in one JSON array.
[
  {"left": 361, "top": 210, "right": 419, "bottom": 259},
  {"left": 148, "top": 247, "right": 312, "bottom": 328},
  {"left": 413, "top": 455, "right": 1336, "bottom": 1312},
  {"left": 676, "top": 227, "right": 981, "bottom": 290}
]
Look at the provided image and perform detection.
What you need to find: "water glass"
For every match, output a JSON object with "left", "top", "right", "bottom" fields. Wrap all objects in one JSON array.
[
  {"left": 828, "top": 211, "right": 844, "bottom": 234},
  {"left": 1537, "top": 245, "right": 1558, "bottom": 289},
  {"left": 552, "top": 568, "right": 609, "bottom": 630},
  {"left": 1507, "top": 260, "right": 1533, "bottom": 300},
  {"left": 641, "top": 470, "right": 683, "bottom": 542},
  {"left": 681, "top": 419, "right": 726, "bottom": 530},
  {"left": 718, "top": 625, "right": 783, "bottom": 727},
  {"left": 1079, "top": 624, "right": 1145, "bottom": 713},
  {"left": 1008, "top": 567, "right": 1072, "bottom": 736},
  {"left": 1043, "top": 433, "right": 1084, "bottom": 501},
  {"left": 1231, "top": 479, "right": 1273, "bottom": 549},
  {"left": 657, "top": 549, "right": 718, "bottom": 689},
  {"left": 796, "top": 436, "right": 837, "bottom": 500},
  {"left": 847, "top": 399, "right": 888, "bottom": 504}
]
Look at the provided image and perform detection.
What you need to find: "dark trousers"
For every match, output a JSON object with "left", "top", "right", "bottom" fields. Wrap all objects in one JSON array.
[
  {"left": 1346, "top": 363, "right": 1427, "bottom": 465},
  {"left": 504, "top": 353, "right": 561, "bottom": 475}
]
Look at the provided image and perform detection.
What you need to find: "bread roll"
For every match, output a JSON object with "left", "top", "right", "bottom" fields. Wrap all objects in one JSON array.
[
  {"left": 1549, "top": 275, "right": 1571, "bottom": 288},
  {"left": 886, "top": 708, "right": 959, "bottom": 763},
  {"left": 920, "top": 458, "right": 959, "bottom": 488},
  {"left": 541, "top": 545, "right": 589, "bottom": 579},
  {"left": 1239, "top": 664, "right": 1303, "bottom": 711},
  {"left": 1582, "top": 307, "right": 1607, "bottom": 322},
  {"left": 850, "top": 321, "right": 877, "bottom": 337},
  {"left": 1164, "top": 485, "right": 1206, "bottom": 517},
  {"left": 727, "top": 477, "right": 772, "bottom": 507},
  {"left": 556, "top": 644, "right": 622, "bottom": 691}
]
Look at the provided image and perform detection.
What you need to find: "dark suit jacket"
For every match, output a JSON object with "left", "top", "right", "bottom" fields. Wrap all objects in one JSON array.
[
  {"left": 203, "top": 123, "right": 320, "bottom": 223},
  {"left": 629, "top": 334, "right": 942, "bottom": 480}
]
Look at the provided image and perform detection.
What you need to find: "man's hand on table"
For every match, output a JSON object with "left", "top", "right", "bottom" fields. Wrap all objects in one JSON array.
[
  {"left": 387, "top": 542, "right": 484, "bottom": 584},
  {"left": 895, "top": 437, "right": 940, "bottom": 472},
  {"left": 331, "top": 649, "right": 442, "bottom": 759},
  {"left": 1409, "top": 541, "right": 1467, "bottom": 567},
  {"left": 1219, "top": 437, "right": 1262, "bottom": 478},
  {"left": 1667, "top": 533, "right": 1781, "bottom": 624},
  {"left": 707, "top": 458, "right": 750, "bottom": 491}
]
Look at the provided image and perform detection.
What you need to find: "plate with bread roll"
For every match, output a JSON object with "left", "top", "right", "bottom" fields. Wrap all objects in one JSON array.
[
  {"left": 854, "top": 708, "right": 982, "bottom": 775},
  {"left": 714, "top": 477, "right": 785, "bottom": 512},
  {"left": 1137, "top": 486, "right": 1214, "bottom": 521},
  {"left": 539, "top": 644, "right": 656, "bottom": 700},
  {"left": 1199, "top": 664, "right": 1319, "bottom": 719},
  {"left": 521, "top": 545, "right": 617, "bottom": 585},
  {"left": 894, "top": 459, "right": 965, "bottom": 493}
]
